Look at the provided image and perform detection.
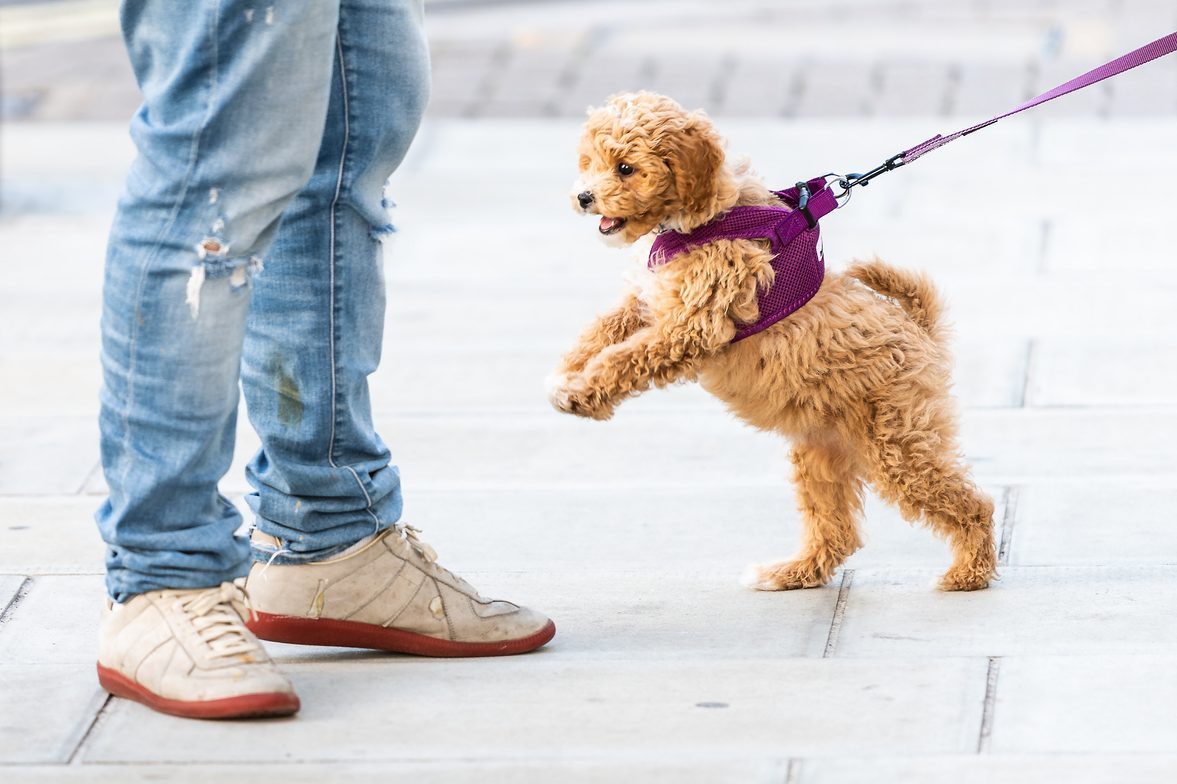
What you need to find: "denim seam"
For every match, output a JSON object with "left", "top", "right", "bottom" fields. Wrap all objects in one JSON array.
[
  {"left": 326, "top": 27, "right": 382, "bottom": 532},
  {"left": 113, "top": 1, "right": 223, "bottom": 591}
]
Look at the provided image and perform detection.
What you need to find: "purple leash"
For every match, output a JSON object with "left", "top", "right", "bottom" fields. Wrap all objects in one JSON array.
[
  {"left": 649, "top": 31, "right": 1177, "bottom": 344},
  {"left": 839, "top": 30, "right": 1177, "bottom": 192}
]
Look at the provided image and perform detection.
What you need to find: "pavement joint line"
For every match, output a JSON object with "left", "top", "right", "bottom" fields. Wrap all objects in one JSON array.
[
  {"left": 976, "top": 655, "right": 1002, "bottom": 754},
  {"left": 997, "top": 485, "right": 1019, "bottom": 567},
  {"left": 67, "top": 691, "right": 113, "bottom": 766},
  {"left": 707, "top": 53, "right": 737, "bottom": 111},
  {"left": 0, "top": 575, "right": 33, "bottom": 627},
  {"left": 1018, "top": 338, "right": 1037, "bottom": 408},
  {"left": 1036, "top": 217, "right": 1052, "bottom": 275},
  {"left": 74, "top": 460, "right": 101, "bottom": 495},
  {"left": 822, "top": 568, "right": 853, "bottom": 658}
]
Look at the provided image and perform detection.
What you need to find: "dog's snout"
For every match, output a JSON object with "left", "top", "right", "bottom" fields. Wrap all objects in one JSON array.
[{"left": 577, "top": 191, "right": 594, "bottom": 209}]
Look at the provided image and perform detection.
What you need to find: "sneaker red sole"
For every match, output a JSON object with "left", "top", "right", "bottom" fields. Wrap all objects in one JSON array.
[
  {"left": 96, "top": 664, "right": 300, "bottom": 720},
  {"left": 248, "top": 613, "right": 556, "bottom": 657}
]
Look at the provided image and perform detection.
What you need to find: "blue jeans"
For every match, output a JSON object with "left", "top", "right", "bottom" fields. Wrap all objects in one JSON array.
[{"left": 96, "top": 0, "right": 430, "bottom": 602}]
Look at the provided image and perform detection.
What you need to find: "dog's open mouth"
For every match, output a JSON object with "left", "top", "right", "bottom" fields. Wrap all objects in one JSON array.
[{"left": 598, "top": 216, "right": 627, "bottom": 235}]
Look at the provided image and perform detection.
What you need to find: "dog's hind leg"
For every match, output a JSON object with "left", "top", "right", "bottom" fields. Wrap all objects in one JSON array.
[
  {"left": 865, "top": 402, "right": 996, "bottom": 591},
  {"left": 742, "top": 440, "right": 864, "bottom": 591}
]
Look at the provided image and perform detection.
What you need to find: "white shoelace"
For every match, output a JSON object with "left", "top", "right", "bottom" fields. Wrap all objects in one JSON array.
[
  {"left": 175, "top": 582, "right": 263, "bottom": 660},
  {"left": 395, "top": 525, "right": 482, "bottom": 597}
]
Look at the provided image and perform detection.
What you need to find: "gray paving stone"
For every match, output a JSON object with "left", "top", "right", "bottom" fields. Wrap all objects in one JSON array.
[
  {"left": 83, "top": 657, "right": 988, "bottom": 762},
  {"left": 794, "top": 61, "right": 874, "bottom": 117},
  {"left": 962, "top": 409, "right": 1177, "bottom": 481},
  {"left": 1012, "top": 481, "right": 1177, "bottom": 566},
  {"left": 0, "top": 416, "right": 98, "bottom": 496},
  {"left": 0, "top": 497, "right": 105, "bottom": 574},
  {"left": 991, "top": 655, "right": 1177, "bottom": 753},
  {"left": 1043, "top": 214, "right": 1171, "bottom": 271},
  {"left": 0, "top": 664, "right": 103, "bottom": 764},
  {"left": 0, "top": 575, "right": 103, "bottom": 665},
  {"left": 0, "top": 352, "right": 102, "bottom": 418},
  {"left": 395, "top": 481, "right": 1007, "bottom": 576},
  {"left": 719, "top": 58, "right": 798, "bottom": 116},
  {"left": 834, "top": 566, "right": 1177, "bottom": 658},
  {"left": 798, "top": 754, "right": 1177, "bottom": 784},
  {"left": 1028, "top": 338, "right": 1177, "bottom": 406},
  {"left": 875, "top": 62, "right": 952, "bottom": 115},
  {"left": 0, "top": 760, "right": 791, "bottom": 784},
  {"left": 952, "top": 62, "right": 1033, "bottom": 116}
]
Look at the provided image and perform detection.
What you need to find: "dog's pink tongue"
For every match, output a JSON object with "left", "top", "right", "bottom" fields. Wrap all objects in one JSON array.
[{"left": 599, "top": 216, "right": 623, "bottom": 234}]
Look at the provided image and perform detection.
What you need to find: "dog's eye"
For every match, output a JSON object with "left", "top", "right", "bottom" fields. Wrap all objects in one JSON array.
[{"left": 617, "top": 162, "right": 635, "bottom": 177}]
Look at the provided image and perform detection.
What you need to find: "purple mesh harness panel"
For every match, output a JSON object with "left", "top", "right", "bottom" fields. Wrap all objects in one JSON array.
[{"left": 648, "top": 178, "right": 838, "bottom": 343}]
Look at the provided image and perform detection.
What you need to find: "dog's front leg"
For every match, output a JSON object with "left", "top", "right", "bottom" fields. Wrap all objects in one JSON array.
[
  {"left": 550, "top": 326, "right": 704, "bottom": 420},
  {"left": 555, "top": 292, "right": 645, "bottom": 375}
]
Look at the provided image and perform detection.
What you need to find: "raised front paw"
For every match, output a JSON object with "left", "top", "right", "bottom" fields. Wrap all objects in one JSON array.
[{"left": 545, "top": 373, "right": 614, "bottom": 421}]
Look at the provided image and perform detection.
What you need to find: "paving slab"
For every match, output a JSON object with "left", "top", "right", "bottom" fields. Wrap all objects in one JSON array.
[
  {"left": 834, "top": 566, "right": 1177, "bottom": 657},
  {"left": 1044, "top": 214, "right": 1172, "bottom": 272},
  {"left": 797, "top": 754, "right": 1177, "bottom": 784},
  {"left": 1028, "top": 338, "right": 1177, "bottom": 407},
  {"left": 0, "top": 664, "right": 104, "bottom": 764},
  {"left": 0, "top": 575, "right": 103, "bottom": 664},
  {"left": 991, "top": 654, "right": 1177, "bottom": 753},
  {"left": 962, "top": 408, "right": 1177, "bottom": 482},
  {"left": 82, "top": 657, "right": 988, "bottom": 762},
  {"left": 0, "top": 415, "right": 99, "bottom": 495},
  {"left": 395, "top": 483, "right": 1007, "bottom": 575},
  {"left": 0, "top": 497, "right": 105, "bottom": 574},
  {"left": 1011, "top": 481, "right": 1177, "bottom": 565},
  {"left": 0, "top": 760, "right": 791, "bottom": 784}
]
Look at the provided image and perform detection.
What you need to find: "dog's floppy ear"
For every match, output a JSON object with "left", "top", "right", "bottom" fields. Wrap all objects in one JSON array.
[{"left": 658, "top": 112, "right": 725, "bottom": 218}]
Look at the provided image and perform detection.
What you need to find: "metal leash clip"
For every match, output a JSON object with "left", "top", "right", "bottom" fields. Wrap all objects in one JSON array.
[{"left": 832, "top": 152, "right": 906, "bottom": 206}]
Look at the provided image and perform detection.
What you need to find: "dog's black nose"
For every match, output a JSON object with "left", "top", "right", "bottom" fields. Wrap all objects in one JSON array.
[{"left": 577, "top": 191, "right": 594, "bottom": 209}]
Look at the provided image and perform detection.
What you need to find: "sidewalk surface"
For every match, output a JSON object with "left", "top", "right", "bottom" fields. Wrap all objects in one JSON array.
[{"left": 2, "top": 1, "right": 1177, "bottom": 782}]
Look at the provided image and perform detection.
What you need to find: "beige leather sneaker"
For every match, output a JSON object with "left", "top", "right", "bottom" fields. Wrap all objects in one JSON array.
[
  {"left": 246, "top": 525, "right": 556, "bottom": 657},
  {"left": 97, "top": 582, "right": 299, "bottom": 719}
]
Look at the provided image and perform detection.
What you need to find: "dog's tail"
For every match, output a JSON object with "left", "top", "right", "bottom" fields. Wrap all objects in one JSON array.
[{"left": 845, "top": 258, "right": 946, "bottom": 342}]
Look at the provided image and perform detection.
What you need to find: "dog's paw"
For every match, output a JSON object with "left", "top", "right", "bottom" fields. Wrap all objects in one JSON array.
[
  {"left": 545, "top": 373, "right": 614, "bottom": 420},
  {"left": 545, "top": 372, "right": 575, "bottom": 412},
  {"left": 740, "top": 561, "right": 829, "bottom": 591},
  {"left": 937, "top": 564, "right": 995, "bottom": 592}
]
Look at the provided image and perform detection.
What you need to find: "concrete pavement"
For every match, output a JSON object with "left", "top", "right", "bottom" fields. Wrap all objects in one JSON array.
[
  {"left": 3, "top": 0, "right": 1177, "bottom": 780},
  {"left": 2, "top": 113, "right": 1177, "bottom": 781}
]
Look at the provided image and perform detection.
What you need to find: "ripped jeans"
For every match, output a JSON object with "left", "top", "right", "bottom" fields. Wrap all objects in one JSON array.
[{"left": 96, "top": 0, "right": 430, "bottom": 601}]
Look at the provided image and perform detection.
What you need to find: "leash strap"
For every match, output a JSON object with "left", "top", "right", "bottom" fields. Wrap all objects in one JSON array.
[{"left": 842, "top": 30, "right": 1177, "bottom": 189}]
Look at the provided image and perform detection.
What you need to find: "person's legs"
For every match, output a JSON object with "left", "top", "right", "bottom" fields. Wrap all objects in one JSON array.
[
  {"left": 238, "top": 0, "right": 555, "bottom": 655},
  {"left": 241, "top": 0, "right": 430, "bottom": 562},
  {"left": 97, "top": 0, "right": 341, "bottom": 601}
]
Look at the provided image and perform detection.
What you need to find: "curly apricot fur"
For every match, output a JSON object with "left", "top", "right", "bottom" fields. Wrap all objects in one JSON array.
[{"left": 553, "top": 92, "right": 996, "bottom": 592}]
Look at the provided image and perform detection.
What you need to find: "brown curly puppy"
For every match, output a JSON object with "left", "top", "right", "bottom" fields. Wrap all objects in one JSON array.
[{"left": 548, "top": 92, "right": 996, "bottom": 592}]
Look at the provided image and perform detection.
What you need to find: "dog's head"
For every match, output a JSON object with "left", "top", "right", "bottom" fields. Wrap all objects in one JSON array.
[{"left": 572, "top": 91, "right": 731, "bottom": 245}]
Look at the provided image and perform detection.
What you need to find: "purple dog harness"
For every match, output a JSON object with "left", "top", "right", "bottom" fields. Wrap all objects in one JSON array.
[
  {"left": 649, "top": 179, "right": 838, "bottom": 342},
  {"left": 645, "top": 30, "right": 1177, "bottom": 344}
]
